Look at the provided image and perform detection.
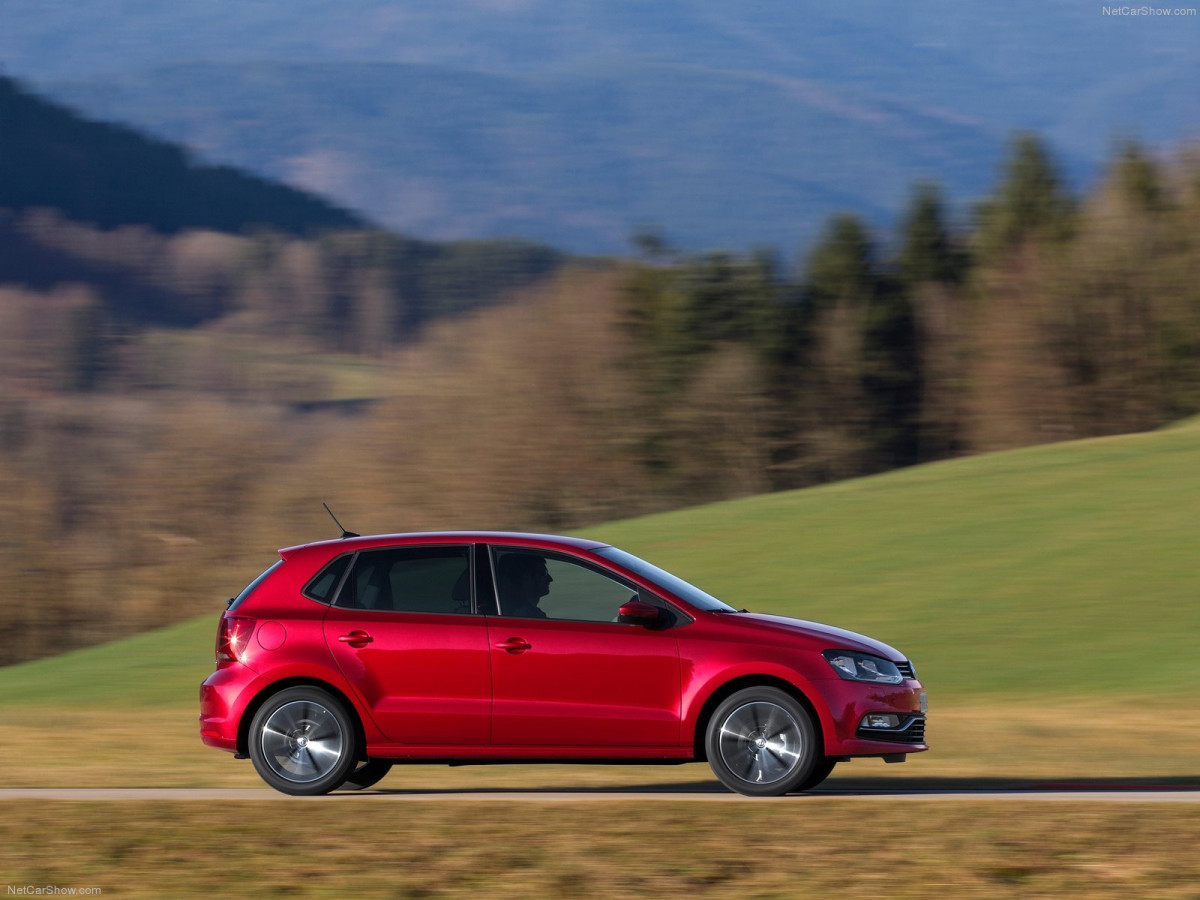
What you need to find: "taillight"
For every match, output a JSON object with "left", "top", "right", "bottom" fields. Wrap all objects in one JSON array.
[{"left": 216, "top": 616, "right": 255, "bottom": 662}]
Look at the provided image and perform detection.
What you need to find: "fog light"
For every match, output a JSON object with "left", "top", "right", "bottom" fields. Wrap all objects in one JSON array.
[{"left": 862, "top": 713, "right": 900, "bottom": 729}]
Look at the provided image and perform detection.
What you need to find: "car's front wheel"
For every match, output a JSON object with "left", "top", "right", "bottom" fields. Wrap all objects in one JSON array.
[
  {"left": 341, "top": 759, "right": 393, "bottom": 791},
  {"left": 248, "top": 687, "right": 358, "bottom": 795},
  {"left": 795, "top": 757, "right": 837, "bottom": 792},
  {"left": 704, "top": 687, "right": 819, "bottom": 796}
]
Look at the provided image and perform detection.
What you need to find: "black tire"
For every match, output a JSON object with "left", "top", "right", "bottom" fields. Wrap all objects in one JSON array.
[
  {"left": 795, "top": 757, "right": 837, "bottom": 792},
  {"left": 341, "top": 759, "right": 393, "bottom": 791},
  {"left": 248, "top": 686, "right": 359, "bottom": 796},
  {"left": 704, "top": 686, "right": 819, "bottom": 797}
]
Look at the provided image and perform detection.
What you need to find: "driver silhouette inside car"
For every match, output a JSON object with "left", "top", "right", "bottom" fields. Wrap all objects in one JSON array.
[{"left": 497, "top": 553, "right": 553, "bottom": 618}]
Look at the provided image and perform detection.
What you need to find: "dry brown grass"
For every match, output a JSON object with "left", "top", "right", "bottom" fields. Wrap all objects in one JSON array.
[
  {"left": 5, "top": 697, "right": 1197, "bottom": 791},
  {"left": 2, "top": 799, "right": 1198, "bottom": 898}
]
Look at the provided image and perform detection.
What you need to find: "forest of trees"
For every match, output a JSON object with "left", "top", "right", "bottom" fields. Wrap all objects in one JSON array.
[
  {"left": 621, "top": 136, "right": 1200, "bottom": 492},
  {"left": 2, "top": 131, "right": 1200, "bottom": 666},
  {"left": 0, "top": 207, "right": 564, "bottom": 363}
]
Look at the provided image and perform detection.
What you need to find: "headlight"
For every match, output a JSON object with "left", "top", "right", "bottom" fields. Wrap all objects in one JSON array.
[{"left": 822, "top": 650, "right": 904, "bottom": 684}]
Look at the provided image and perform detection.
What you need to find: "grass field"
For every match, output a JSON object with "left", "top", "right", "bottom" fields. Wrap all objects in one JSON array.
[
  {"left": 2, "top": 421, "right": 1198, "bottom": 896},
  {"left": 590, "top": 419, "right": 1200, "bottom": 701},
  {"left": 4, "top": 801, "right": 1200, "bottom": 898}
]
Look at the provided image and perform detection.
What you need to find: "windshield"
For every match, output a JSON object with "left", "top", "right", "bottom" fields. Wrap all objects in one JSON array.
[{"left": 596, "top": 548, "right": 736, "bottom": 612}]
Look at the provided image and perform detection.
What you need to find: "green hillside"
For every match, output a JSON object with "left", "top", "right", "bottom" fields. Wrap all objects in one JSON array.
[
  {"left": 591, "top": 420, "right": 1200, "bottom": 700},
  {"left": 2, "top": 418, "right": 1197, "bottom": 708},
  {"left": 0, "top": 616, "right": 218, "bottom": 708}
]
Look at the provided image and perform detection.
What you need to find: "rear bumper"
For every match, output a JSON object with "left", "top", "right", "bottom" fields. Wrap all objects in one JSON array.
[{"left": 199, "top": 663, "right": 257, "bottom": 753}]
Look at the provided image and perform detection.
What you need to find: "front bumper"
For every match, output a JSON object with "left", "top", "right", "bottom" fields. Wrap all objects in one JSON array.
[
  {"left": 856, "top": 712, "right": 926, "bottom": 744},
  {"left": 816, "top": 678, "right": 929, "bottom": 757}
]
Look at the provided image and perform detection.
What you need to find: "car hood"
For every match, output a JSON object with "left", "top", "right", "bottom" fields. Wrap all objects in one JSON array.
[{"left": 731, "top": 612, "right": 906, "bottom": 661}]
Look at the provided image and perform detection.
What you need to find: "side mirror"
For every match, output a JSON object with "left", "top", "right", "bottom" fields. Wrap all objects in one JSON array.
[{"left": 617, "top": 599, "right": 661, "bottom": 628}]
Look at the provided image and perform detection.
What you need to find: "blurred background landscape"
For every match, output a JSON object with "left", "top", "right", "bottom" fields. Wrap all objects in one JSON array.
[
  {"left": 3, "top": 3, "right": 1200, "bottom": 895},
  {"left": 0, "top": 1, "right": 1198, "bottom": 667}
]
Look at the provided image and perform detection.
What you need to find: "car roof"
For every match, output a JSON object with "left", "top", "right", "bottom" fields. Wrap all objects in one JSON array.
[{"left": 280, "top": 531, "right": 611, "bottom": 559}]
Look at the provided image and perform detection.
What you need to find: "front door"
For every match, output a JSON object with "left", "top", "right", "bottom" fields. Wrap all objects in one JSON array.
[{"left": 485, "top": 546, "right": 683, "bottom": 749}]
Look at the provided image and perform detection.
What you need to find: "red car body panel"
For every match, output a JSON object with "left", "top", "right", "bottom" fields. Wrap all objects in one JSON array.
[
  {"left": 669, "top": 612, "right": 925, "bottom": 758},
  {"left": 323, "top": 607, "right": 492, "bottom": 745},
  {"left": 200, "top": 658, "right": 383, "bottom": 751},
  {"left": 200, "top": 531, "right": 927, "bottom": 767},
  {"left": 486, "top": 616, "right": 682, "bottom": 747}
]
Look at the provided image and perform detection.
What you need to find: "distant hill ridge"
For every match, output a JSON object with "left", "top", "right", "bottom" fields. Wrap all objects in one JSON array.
[
  {"left": 0, "top": 74, "right": 364, "bottom": 235},
  {"left": 6, "top": 0, "right": 1196, "bottom": 255},
  {"left": 44, "top": 59, "right": 1008, "bottom": 255},
  {"left": 0, "top": 74, "right": 565, "bottom": 332}
]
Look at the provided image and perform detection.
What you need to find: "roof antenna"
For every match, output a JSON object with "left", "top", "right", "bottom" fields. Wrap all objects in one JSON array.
[{"left": 323, "top": 503, "right": 359, "bottom": 539}]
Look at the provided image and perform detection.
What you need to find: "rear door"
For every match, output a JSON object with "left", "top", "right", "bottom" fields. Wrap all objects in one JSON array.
[{"left": 324, "top": 544, "right": 492, "bottom": 745}]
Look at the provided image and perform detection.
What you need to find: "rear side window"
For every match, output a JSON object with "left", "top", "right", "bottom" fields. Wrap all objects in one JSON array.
[
  {"left": 336, "top": 546, "right": 472, "bottom": 615},
  {"left": 303, "top": 555, "right": 352, "bottom": 604},
  {"left": 228, "top": 560, "right": 283, "bottom": 611}
]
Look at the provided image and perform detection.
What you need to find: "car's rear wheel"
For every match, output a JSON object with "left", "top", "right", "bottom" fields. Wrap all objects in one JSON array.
[
  {"left": 341, "top": 759, "right": 393, "bottom": 791},
  {"left": 705, "top": 686, "right": 818, "bottom": 796},
  {"left": 249, "top": 687, "right": 358, "bottom": 795}
]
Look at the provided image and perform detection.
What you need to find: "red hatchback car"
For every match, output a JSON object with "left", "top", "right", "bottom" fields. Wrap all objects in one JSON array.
[{"left": 200, "top": 532, "right": 927, "bottom": 796}]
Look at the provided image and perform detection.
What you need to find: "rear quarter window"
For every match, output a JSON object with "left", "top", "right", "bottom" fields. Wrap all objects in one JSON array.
[{"left": 303, "top": 554, "right": 353, "bottom": 605}]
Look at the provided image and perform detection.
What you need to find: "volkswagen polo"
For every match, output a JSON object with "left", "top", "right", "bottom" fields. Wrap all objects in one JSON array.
[{"left": 199, "top": 531, "right": 928, "bottom": 796}]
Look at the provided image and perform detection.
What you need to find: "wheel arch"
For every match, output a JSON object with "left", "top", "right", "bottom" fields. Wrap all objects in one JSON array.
[
  {"left": 690, "top": 674, "right": 824, "bottom": 762},
  {"left": 237, "top": 677, "right": 368, "bottom": 761}
]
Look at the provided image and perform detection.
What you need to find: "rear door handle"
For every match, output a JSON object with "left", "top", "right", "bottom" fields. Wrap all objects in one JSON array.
[
  {"left": 494, "top": 637, "right": 531, "bottom": 654},
  {"left": 338, "top": 630, "right": 374, "bottom": 647}
]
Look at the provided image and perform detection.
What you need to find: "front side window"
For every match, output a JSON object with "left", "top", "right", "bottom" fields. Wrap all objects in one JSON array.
[
  {"left": 335, "top": 546, "right": 472, "bottom": 614},
  {"left": 492, "top": 548, "right": 638, "bottom": 623}
]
